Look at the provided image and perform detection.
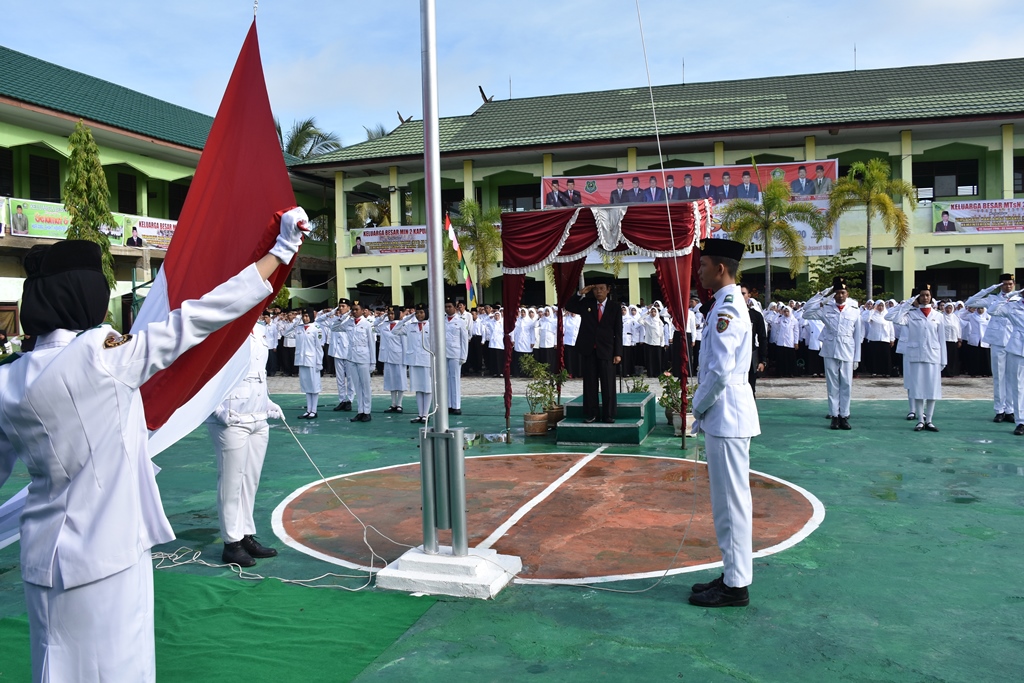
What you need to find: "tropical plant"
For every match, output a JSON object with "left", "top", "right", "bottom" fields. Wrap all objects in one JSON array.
[
  {"left": 825, "top": 158, "right": 917, "bottom": 299},
  {"left": 774, "top": 247, "right": 866, "bottom": 303},
  {"left": 275, "top": 116, "right": 342, "bottom": 159},
  {"left": 272, "top": 286, "right": 291, "bottom": 310},
  {"left": 444, "top": 198, "right": 502, "bottom": 294},
  {"left": 550, "top": 367, "right": 570, "bottom": 407},
  {"left": 719, "top": 175, "right": 827, "bottom": 305},
  {"left": 627, "top": 375, "right": 650, "bottom": 393},
  {"left": 64, "top": 120, "right": 116, "bottom": 287},
  {"left": 519, "top": 355, "right": 555, "bottom": 414},
  {"left": 363, "top": 123, "right": 390, "bottom": 140},
  {"left": 657, "top": 371, "right": 682, "bottom": 412}
]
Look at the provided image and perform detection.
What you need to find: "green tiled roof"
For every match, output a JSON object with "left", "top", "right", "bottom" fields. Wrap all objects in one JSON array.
[
  {"left": 297, "top": 57, "right": 1024, "bottom": 166},
  {"left": 0, "top": 45, "right": 213, "bottom": 150}
]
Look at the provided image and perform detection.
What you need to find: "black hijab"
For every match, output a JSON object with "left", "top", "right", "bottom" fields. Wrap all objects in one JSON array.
[{"left": 21, "top": 241, "right": 110, "bottom": 335}]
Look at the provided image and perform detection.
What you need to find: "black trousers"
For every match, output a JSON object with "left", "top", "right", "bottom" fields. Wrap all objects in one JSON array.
[
  {"left": 468, "top": 335, "right": 483, "bottom": 374},
  {"left": 868, "top": 340, "right": 891, "bottom": 377},
  {"left": 774, "top": 345, "right": 796, "bottom": 377},
  {"left": 942, "top": 341, "right": 960, "bottom": 377},
  {"left": 266, "top": 344, "right": 279, "bottom": 376},
  {"left": 322, "top": 345, "right": 335, "bottom": 376},
  {"left": 581, "top": 352, "right": 617, "bottom": 421},
  {"left": 283, "top": 346, "right": 296, "bottom": 376}
]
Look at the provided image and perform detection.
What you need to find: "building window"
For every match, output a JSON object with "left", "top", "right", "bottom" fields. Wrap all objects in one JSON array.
[
  {"left": 117, "top": 173, "right": 137, "bottom": 215},
  {"left": 168, "top": 182, "right": 189, "bottom": 220},
  {"left": 498, "top": 183, "right": 540, "bottom": 212},
  {"left": 1014, "top": 156, "right": 1023, "bottom": 194},
  {"left": 0, "top": 303, "right": 19, "bottom": 337},
  {"left": 29, "top": 154, "right": 60, "bottom": 202},
  {"left": 441, "top": 187, "right": 481, "bottom": 219},
  {"left": 912, "top": 159, "right": 979, "bottom": 198},
  {"left": 0, "top": 147, "right": 13, "bottom": 198}
]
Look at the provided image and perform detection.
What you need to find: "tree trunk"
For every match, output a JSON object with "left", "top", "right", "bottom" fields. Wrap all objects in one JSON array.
[
  {"left": 865, "top": 206, "right": 873, "bottom": 300},
  {"left": 764, "top": 233, "right": 772, "bottom": 306}
]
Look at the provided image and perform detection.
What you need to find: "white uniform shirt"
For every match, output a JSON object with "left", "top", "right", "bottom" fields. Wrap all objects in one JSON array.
[
  {"left": 445, "top": 314, "right": 470, "bottom": 362},
  {"left": 375, "top": 318, "right": 407, "bottom": 364},
  {"left": 990, "top": 298, "right": 1024, "bottom": 357},
  {"left": 803, "top": 292, "right": 863, "bottom": 362},
  {"left": 0, "top": 264, "right": 272, "bottom": 589},
  {"left": 210, "top": 323, "right": 274, "bottom": 423},
  {"left": 941, "top": 313, "right": 963, "bottom": 343},
  {"left": 317, "top": 311, "right": 351, "bottom": 361},
  {"left": 394, "top": 317, "right": 432, "bottom": 367},
  {"left": 887, "top": 302, "right": 946, "bottom": 365},
  {"left": 865, "top": 311, "right": 895, "bottom": 343},
  {"left": 340, "top": 315, "right": 377, "bottom": 365},
  {"left": 290, "top": 320, "right": 326, "bottom": 369},
  {"left": 965, "top": 287, "right": 1012, "bottom": 347},
  {"left": 692, "top": 284, "right": 760, "bottom": 438}
]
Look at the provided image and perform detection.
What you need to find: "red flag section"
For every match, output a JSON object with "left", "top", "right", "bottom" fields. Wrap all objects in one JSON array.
[{"left": 140, "top": 20, "right": 295, "bottom": 430}]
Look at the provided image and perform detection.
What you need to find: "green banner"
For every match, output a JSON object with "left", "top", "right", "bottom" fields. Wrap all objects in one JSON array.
[{"left": 4, "top": 197, "right": 174, "bottom": 249}]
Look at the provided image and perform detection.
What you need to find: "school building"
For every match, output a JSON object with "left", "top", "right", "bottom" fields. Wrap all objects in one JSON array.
[{"left": 293, "top": 57, "right": 1024, "bottom": 307}]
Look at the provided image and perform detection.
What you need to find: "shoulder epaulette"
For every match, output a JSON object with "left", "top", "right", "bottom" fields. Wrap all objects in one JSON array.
[{"left": 0, "top": 353, "right": 22, "bottom": 367}]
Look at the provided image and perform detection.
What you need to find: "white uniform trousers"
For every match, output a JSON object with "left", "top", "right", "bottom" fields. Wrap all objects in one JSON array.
[
  {"left": 350, "top": 361, "right": 373, "bottom": 415},
  {"left": 704, "top": 435, "right": 753, "bottom": 588},
  {"left": 823, "top": 357, "right": 853, "bottom": 417},
  {"left": 1006, "top": 352, "right": 1024, "bottom": 426},
  {"left": 298, "top": 365, "right": 321, "bottom": 394},
  {"left": 991, "top": 344, "right": 1009, "bottom": 413},
  {"left": 335, "top": 358, "right": 354, "bottom": 402},
  {"left": 26, "top": 549, "right": 155, "bottom": 683},
  {"left": 207, "top": 420, "right": 269, "bottom": 543},
  {"left": 447, "top": 358, "right": 463, "bottom": 409}
]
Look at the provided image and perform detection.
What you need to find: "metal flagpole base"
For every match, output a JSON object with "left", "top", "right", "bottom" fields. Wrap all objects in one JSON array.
[{"left": 375, "top": 545, "right": 521, "bottom": 599}]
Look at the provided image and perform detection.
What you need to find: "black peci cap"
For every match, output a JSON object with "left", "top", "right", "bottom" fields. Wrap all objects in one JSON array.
[
  {"left": 701, "top": 238, "right": 745, "bottom": 262},
  {"left": 832, "top": 277, "right": 847, "bottom": 291}
]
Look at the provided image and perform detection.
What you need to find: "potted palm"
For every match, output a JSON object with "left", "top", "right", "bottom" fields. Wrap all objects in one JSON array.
[
  {"left": 657, "top": 371, "right": 684, "bottom": 436},
  {"left": 520, "top": 355, "right": 553, "bottom": 436},
  {"left": 546, "top": 367, "right": 570, "bottom": 428}
]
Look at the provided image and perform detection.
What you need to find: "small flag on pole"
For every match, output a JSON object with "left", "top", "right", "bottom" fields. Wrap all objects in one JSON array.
[{"left": 445, "top": 214, "right": 477, "bottom": 308}]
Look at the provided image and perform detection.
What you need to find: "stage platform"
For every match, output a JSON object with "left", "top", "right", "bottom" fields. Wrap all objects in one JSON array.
[{"left": 556, "top": 391, "right": 657, "bottom": 445}]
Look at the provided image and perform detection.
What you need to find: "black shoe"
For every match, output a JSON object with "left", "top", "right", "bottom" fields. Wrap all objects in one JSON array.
[
  {"left": 1007, "top": 414, "right": 1015, "bottom": 423},
  {"left": 994, "top": 413, "right": 1005, "bottom": 423},
  {"left": 914, "top": 422, "right": 925, "bottom": 432},
  {"left": 825, "top": 414, "right": 833, "bottom": 420},
  {"left": 906, "top": 412, "right": 916, "bottom": 421},
  {"left": 449, "top": 408, "right": 462, "bottom": 415},
  {"left": 584, "top": 416, "right": 597, "bottom": 424},
  {"left": 341, "top": 401, "right": 352, "bottom": 412},
  {"left": 688, "top": 582, "right": 749, "bottom": 608},
  {"left": 350, "top": 414, "right": 364, "bottom": 422},
  {"left": 384, "top": 406, "right": 399, "bottom": 413},
  {"left": 394, "top": 406, "right": 403, "bottom": 413},
  {"left": 298, "top": 412, "right": 311, "bottom": 420},
  {"left": 839, "top": 416, "right": 851, "bottom": 430},
  {"left": 222, "top": 541, "right": 256, "bottom": 567},
  {"left": 333, "top": 403, "right": 345, "bottom": 411},
  {"left": 241, "top": 534, "right": 278, "bottom": 559},
  {"left": 691, "top": 573, "right": 724, "bottom": 593},
  {"left": 602, "top": 417, "right": 615, "bottom": 424},
  {"left": 830, "top": 417, "right": 840, "bottom": 430},
  {"left": 307, "top": 412, "right": 317, "bottom": 420},
  {"left": 1014, "top": 424, "right": 1024, "bottom": 436},
  {"left": 361, "top": 413, "right": 372, "bottom": 422},
  {"left": 411, "top": 416, "right": 426, "bottom": 423},
  {"left": 924, "top": 422, "right": 939, "bottom": 432}
]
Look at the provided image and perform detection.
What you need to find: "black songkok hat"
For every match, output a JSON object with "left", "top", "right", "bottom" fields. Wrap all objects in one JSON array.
[
  {"left": 1000, "top": 273, "right": 1014, "bottom": 282},
  {"left": 701, "top": 238, "right": 745, "bottom": 262},
  {"left": 832, "top": 277, "right": 847, "bottom": 291},
  {"left": 337, "top": 298, "right": 351, "bottom": 306}
]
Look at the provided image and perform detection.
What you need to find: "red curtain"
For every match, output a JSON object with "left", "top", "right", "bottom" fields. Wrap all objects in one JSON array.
[
  {"left": 552, "top": 260, "right": 587, "bottom": 372},
  {"left": 139, "top": 21, "right": 294, "bottom": 430},
  {"left": 502, "top": 273, "right": 526, "bottom": 428}
]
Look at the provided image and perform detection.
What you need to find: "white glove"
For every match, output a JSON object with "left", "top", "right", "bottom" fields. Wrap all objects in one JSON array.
[
  {"left": 853, "top": 362, "right": 859, "bottom": 371},
  {"left": 690, "top": 418, "right": 702, "bottom": 436},
  {"left": 269, "top": 207, "right": 311, "bottom": 262},
  {"left": 267, "top": 401, "right": 283, "bottom": 420},
  {"left": 821, "top": 286, "right": 833, "bottom": 297}
]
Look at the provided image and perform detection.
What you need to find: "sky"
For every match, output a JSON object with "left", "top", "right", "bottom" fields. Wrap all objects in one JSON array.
[{"left": 5, "top": 1, "right": 1024, "bottom": 148}]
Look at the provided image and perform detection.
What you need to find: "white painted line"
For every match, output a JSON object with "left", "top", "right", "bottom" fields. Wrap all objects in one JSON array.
[{"left": 475, "top": 445, "right": 606, "bottom": 550}]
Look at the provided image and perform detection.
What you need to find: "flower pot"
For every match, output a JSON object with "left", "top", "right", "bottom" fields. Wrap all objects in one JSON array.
[
  {"left": 524, "top": 412, "right": 549, "bottom": 436},
  {"left": 546, "top": 404, "right": 565, "bottom": 428},
  {"left": 672, "top": 412, "right": 684, "bottom": 437}
]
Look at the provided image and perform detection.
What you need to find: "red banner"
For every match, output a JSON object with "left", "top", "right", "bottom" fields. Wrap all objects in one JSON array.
[{"left": 541, "top": 160, "right": 839, "bottom": 208}]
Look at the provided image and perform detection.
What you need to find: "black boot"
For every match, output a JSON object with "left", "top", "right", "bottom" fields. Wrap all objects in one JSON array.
[
  {"left": 830, "top": 416, "right": 840, "bottom": 430},
  {"left": 691, "top": 573, "right": 724, "bottom": 593},
  {"left": 223, "top": 541, "right": 256, "bottom": 567},
  {"left": 839, "top": 416, "right": 852, "bottom": 430},
  {"left": 689, "top": 582, "right": 749, "bottom": 608},
  {"left": 241, "top": 534, "right": 278, "bottom": 559},
  {"left": 1014, "top": 424, "right": 1024, "bottom": 436}
]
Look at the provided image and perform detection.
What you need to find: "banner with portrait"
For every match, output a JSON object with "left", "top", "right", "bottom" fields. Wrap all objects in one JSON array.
[
  {"left": 4, "top": 196, "right": 176, "bottom": 248},
  {"left": 350, "top": 225, "right": 427, "bottom": 255},
  {"left": 0, "top": 198, "right": 7, "bottom": 238},
  {"left": 123, "top": 216, "right": 176, "bottom": 250},
  {"left": 541, "top": 160, "right": 839, "bottom": 209},
  {"left": 932, "top": 200, "right": 1024, "bottom": 234},
  {"left": 710, "top": 199, "right": 839, "bottom": 258}
]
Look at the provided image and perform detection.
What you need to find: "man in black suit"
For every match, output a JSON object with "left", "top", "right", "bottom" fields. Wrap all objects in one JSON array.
[
  {"left": 716, "top": 171, "right": 738, "bottom": 202},
  {"left": 627, "top": 177, "right": 645, "bottom": 203},
  {"left": 665, "top": 174, "right": 681, "bottom": 201},
  {"left": 741, "top": 285, "right": 768, "bottom": 396},
  {"left": 644, "top": 176, "right": 665, "bottom": 203},
  {"left": 608, "top": 178, "right": 628, "bottom": 204},
  {"left": 790, "top": 165, "right": 814, "bottom": 195},
  {"left": 125, "top": 226, "right": 144, "bottom": 247},
  {"left": 934, "top": 210, "right": 956, "bottom": 232},
  {"left": 564, "top": 179, "right": 582, "bottom": 206},
  {"left": 566, "top": 278, "right": 622, "bottom": 423},
  {"left": 545, "top": 180, "right": 566, "bottom": 207},
  {"left": 699, "top": 173, "right": 717, "bottom": 200},
  {"left": 351, "top": 236, "right": 367, "bottom": 254},
  {"left": 736, "top": 171, "right": 759, "bottom": 200},
  {"left": 680, "top": 173, "right": 700, "bottom": 201}
]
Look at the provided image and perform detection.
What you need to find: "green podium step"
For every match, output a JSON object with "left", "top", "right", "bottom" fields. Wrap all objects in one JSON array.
[{"left": 556, "top": 392, "right": 657, "bottom": 445}]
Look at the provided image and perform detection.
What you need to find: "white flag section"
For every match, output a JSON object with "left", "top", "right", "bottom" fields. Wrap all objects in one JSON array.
[{"left": 0, "top": 268, "right": 251, "bottom": 550}]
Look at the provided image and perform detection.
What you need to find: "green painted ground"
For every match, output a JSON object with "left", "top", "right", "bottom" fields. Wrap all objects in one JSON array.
[{"left": 2, "top": 395, "right": 1023, "bottom": 682}]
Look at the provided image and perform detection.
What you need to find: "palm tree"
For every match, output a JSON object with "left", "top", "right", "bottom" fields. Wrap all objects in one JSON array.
[
  {"left": 825, "top": 158, "right": 917, "bottom": 299},
  {"left": 719, "top": 177, "right": 827, "bottom": 304},
  {"left": 443, "top": 199, "right": 502, "bottom": 299},
  {"left": 274, "top": 116, "right": 342, "bottom": 159},
  {"left": 363, "top": 123, "right": 389, "bottom": 140}
]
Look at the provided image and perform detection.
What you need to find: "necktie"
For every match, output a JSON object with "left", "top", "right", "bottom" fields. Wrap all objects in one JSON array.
[
  {"left": 598, "top": 303, "right": 604, "bottom": 322},
  {"left": 390, "top": 323, "right": 396, "bottom": 330},
  {"left": 418, "top": 323, "right": 423, "bottom": 331}
]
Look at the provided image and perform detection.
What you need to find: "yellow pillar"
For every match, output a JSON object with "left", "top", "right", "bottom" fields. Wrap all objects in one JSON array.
[
  {"left": 900, "top": 130, "right": 913, "bottom": 214},
  {"left": 388, "top": 166, "right": 400, "bottom": 225},
  {"left": 334, "top": 171, "right": 348, "bottom": 266},
  {"left": 901, "top": 242, "right": 917, "bottom": 299},
  {"left": 714, "top": 141, "right": 725, "bottom": 166},
  {"left": 628, "top": 262, "right": 641, "bottom": 305},
  {"left": 627, "top": 148, "right": 637, "bottom": 172},
  {"left": 463, "top": 159, "right": 474, "bottom": 200},
  {"left": 544, "top": 275, "right": 556, "bottom": 304},
  {"left": 1002, "top": 124, "right": 1014, "bottom": 199},
  {"left": 804, "top": 136, "right": 816, "bottom": 161},
  {"left": 543, "top": 153, "right": 553, "bottom": 177},
  {"left": 391, "top": 264, "right": 403, "bottom": 306}
]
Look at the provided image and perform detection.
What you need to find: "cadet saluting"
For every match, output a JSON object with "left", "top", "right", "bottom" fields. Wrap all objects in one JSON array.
[
  {"left": 802, "top": 277, "right": 862, "bottom": 430},
  {"left": 689, "top": 238, "right": 760, "bottom": 608}
]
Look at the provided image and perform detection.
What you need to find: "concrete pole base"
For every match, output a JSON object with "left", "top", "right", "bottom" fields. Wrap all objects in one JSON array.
[{"left": 375, "top": 545, "right": 522, "bottom": 599}]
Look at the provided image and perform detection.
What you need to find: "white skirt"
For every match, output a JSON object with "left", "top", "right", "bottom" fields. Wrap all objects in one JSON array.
[
  {"left": 409, "top": 365, "right": 432, "bottom": 394},
  {"left": 383, "top": 363, "right": 408, "bottom": 392},
  {"left": 905, "top": 361, "right": 942, "bottom": 400},
  {"left": 25, "top": 550, "right": 155, "bottom": 682},
  {"left": 299, "top": 366, "right": 322, "bottom": 394}
]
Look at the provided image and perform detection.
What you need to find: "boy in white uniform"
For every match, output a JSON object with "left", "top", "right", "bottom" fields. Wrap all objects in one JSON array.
[
  {"left": 803, "top": 277, "right": 863, "bottom": 430},
  {"left": 444, "top": 299, "right": 470, "bottom": 415}
]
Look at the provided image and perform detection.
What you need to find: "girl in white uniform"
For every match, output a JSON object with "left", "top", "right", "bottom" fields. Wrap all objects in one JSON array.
[
  {"left": 375, "top": 306, "right": 408, "bottom": 413},
  {"left": 887, "top": 286, "right": 946, "bottom": 431},
  {"left": 288, "top": 308, "right": 326, "bottom": 419},
  {"left": 394, "top": 305, "right": 433, "bottom": 423}
]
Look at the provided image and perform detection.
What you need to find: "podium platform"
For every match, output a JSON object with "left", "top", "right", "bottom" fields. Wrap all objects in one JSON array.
[{"left": 556, "top": 392, "right": 657, "bottom": 445}]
